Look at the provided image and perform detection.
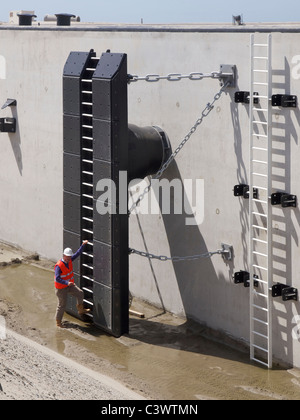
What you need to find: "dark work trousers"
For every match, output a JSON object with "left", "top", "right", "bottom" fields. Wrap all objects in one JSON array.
[{"left": 55, "top": 285, "right": 84, "bottom": 322}]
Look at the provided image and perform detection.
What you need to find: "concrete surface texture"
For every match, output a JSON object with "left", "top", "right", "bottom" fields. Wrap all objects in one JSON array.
[{"left": 0, "top": 24, "right": 300, "bottom": 368}]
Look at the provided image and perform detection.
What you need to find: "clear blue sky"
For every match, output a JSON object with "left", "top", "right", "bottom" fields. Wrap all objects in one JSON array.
[{"left": 0, "top": 0, "right": 299, "bottom": 24}]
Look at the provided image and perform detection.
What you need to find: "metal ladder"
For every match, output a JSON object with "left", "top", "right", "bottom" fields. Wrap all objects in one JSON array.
[
  {"left": 249, "top": 34, "right": 273, "bottom": 368},
  {"left": 80, "top": 54, "right": 100, "bottom": 319}
]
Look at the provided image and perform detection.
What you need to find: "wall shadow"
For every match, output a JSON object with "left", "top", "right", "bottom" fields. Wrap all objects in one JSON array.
[
  {"left": 8, "top": 105, "right": 23, "bottom": 175},
  {"left": 271, "top": 58, "right": 300, "bottom": 365},
  {"left": 149, "top": 159, "right": 234, "bottom": 323}
]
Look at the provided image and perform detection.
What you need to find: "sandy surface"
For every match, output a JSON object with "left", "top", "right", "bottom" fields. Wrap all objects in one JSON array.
[{"left": 0, "top": 330, "right": 143, "bottom": 400}]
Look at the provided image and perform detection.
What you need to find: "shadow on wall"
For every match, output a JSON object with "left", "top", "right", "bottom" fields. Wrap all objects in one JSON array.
[
  {"left": 148, "top": 160, "right": 234, "bottom": 323},
  {"left": 8, "top": 105, "right": 23, "bottom": 175},
  {"left": 271, "top": 58, "right": 300, "bottom": 365},
  {"left": 230, "top": 87, "right": 249, "bottom": 271}
]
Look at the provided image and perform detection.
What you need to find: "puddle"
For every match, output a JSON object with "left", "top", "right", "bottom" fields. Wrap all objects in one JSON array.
[{"left": 0, "top": 263, "right": 300, "bottom": 400}]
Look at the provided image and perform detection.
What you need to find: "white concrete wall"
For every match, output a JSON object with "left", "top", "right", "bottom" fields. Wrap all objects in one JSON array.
[{"left": 0, "top": 25, "right": 300, "bottom": 366}]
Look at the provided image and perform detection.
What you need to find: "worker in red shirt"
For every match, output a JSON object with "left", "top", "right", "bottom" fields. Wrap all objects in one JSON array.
[{"left": 54, "top": 240, "right": 90, "bottom": 328}]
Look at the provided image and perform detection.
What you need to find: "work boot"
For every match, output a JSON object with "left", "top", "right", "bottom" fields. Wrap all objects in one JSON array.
[
  {"left": 76, "top": 304, "right": 91, "bottom": 316},
  {"left": 56, "top": 320, "right": 65, "bottom": 328}
]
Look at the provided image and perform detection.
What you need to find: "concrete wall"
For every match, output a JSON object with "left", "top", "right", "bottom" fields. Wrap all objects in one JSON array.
[{"left": 0, "top": 24, "right": 300, "bottom": 366}]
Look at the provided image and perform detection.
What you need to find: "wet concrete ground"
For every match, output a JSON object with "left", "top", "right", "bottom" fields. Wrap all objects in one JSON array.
[{"left": 0, "top": 253, "right": 300, "bottom": 400}]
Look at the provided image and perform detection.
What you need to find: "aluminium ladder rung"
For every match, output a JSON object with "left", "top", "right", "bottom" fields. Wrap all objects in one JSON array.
[
  {"left": 252, "top": 343, "right": 268, "bottom": 353},
  {"left": 82, "top": 217, "right": 93, "bottom": 222},
  {"left": 82, "top": 205, "right": 93, "bottom": 211},
  {"left": 252, "top": 186, "right": 267, "bottom": 191},
  {"left": 82, "top": 263, "right": 93, "bottom": 270},
  {"left": 82, "top": 136, "right": 93, "bottom": 140},
  {"left": 252, "top": 159, "right": 267, "bottom": 164},
  {"left": 254, "top": 291, "right": 268, "bottom": 298},
  {"left": 253, "top": 238, "right": 268, "bottom": 244},
  {"left": 253, "top": 264, "right": 268, "bottom": 271},
  {"left": 253, "top": 43, "right": 268, "bottom": 47},
  {"left": 253, "top": 251, "right": 268, "bottom": 258},
  {"left": 252, "top": 304, "right": 268, "bottom": 312},
  {"left": 82, "top": 275, "right": 93, "bottom": 282},
  {"left": 253, "top": 278, "right": 268, "bottom": 285},
  {"left": 253, "top": 82, "right": 268, "bottom": 86},
  {"left": 253, "top": 330, "right": 268, "bottom": 339},
  {"left": 82, "top": 182, "right": 93, "bottom": 187},
  {"left": 83, "top": 299, "right": 93, "bottom": 306},
  {"left": 253, "top": 95, "right": 269, "bottom": 99},
  {"left": 252, "top": 120, "right": 268, "bottom": 125},
  {"left": 82, "top": 252, "right": 93, "bottom": 258},
  {"left": 253, "top": 146, "right": 268, "bottom": 151},
  {"left": 253, "top": 317, "right": 269, "bottom": 326},
  {"left": 253, "top": 108, "right": 268, "bottom": 113},
  {"left": 252, "top": 224, "right": 267, "bottom": 231},
  {"left": 253, "top": 198, "right": 268, "bottom": 204},
  {"left": 82, "top": 287, "right": 93, "bottom": 294},
  {"left": 252, "top": 172, "right": 267, "bottom": 178},
  {"left": 252, "top": 357, "right": 269, "bottom": 368},
  {"left": 252, "top": 211, "right": 267, "bottom": 217},
  {"left": 252, "top": 135, "right": 268, "bottom": 139},
  {"left": 82, "top": 228, "right": 93, "bottom": 234}
]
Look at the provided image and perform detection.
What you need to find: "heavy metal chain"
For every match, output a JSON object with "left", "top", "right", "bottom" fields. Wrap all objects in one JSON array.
[
  {"left": 129, "top": 82, "right": 230, "bottom": 263},
  {"left": 129, "top": 81, "right": 229, "bottom": 214},
  {"left": 129, "top": 248, "right": 226, "bottom": 262},
  {"left": 128, "top": 71, "right": 222, "bottom": 83}
]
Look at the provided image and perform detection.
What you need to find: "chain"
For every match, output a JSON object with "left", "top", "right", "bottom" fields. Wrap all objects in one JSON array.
[
  {"left": 128, "top": 71, "right": 222, "bottom": 84},
  {"left": 129, "top": 248, "right": 225, "bottom": 262},
  {"left": 129, "top": 82, "right": 229, "bottom": 214}
]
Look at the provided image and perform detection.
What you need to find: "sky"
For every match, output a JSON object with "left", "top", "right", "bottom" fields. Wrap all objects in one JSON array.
[{"left": 0, "top": 0, "right": 300, "bottom": 24}]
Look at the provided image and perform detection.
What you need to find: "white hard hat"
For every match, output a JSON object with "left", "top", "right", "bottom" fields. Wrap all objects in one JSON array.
[{"left": 63, "top": 247, "right": 73, "bottom": 256}]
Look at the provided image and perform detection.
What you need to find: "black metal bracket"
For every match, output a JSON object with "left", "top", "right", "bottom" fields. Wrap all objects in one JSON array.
[
  {"left": 272, "top": 283, "right": 298, "bottom": 301},
  {"left": 271, "top": 192, "right": 297, "bottom": 208},
  {"left": 0, "top": 118, "right": 16, "bottom": 133},
  {"left": 234, "top": 91, "right": 259, "bottom": 105},
  {"left": 1, "top": 99, "right": 17, "bottom": 110},
  {"left": 234, "top": 184, "right": 258, "bottom": 199},
  {"left": 272, "top": 94, "right": 297, "bottom": 108},
  {"left": 233, "top": 271, "right": 259, "bottom": 288}
]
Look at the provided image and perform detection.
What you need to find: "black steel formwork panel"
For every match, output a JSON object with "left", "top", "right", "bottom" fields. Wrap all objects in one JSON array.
[
  {"left": 63, "top": 50, "right": 129, "bottom": 337},
  {"left": 92, "top": 53, "right": 129, "bottom": 337}
]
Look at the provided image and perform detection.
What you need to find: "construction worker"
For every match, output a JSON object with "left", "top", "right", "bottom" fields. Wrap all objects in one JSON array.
[{"left": 54, "top": 240, "right": 90, "bottom": 328}]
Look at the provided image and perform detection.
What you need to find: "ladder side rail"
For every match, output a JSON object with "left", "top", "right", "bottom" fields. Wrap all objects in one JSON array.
[
  {"left": 249, "top": 33, "right": 255, "bottom": 362},
  {"left": 266, "top": 33, "right": 273, "bottom": 369}
]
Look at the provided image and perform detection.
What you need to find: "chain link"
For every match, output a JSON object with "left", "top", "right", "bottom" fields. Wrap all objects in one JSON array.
[
  {"left": 129, "top": 248, "right": 225, "bottom": 262},
  {"left": 129, "top": 82, "right": 229, "bottom": 213},
  {"left": 128, "top": 71, "right": 222, "bottom": 84}
]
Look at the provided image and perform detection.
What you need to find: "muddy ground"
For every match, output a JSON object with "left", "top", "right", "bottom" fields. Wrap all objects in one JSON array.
[{"left": 0, "top": 243, "right": 300, "bottom": 400}]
